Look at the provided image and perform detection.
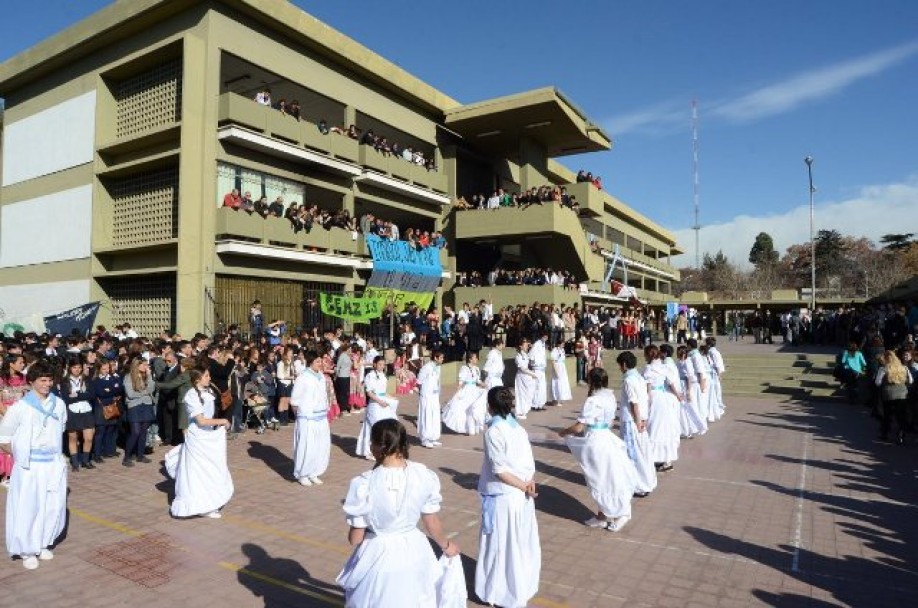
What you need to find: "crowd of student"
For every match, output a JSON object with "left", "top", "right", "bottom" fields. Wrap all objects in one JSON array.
[
  {"left": 454, "top": 185, "right": 581, "bottom": 212},
  {"left": 575, "top": 169, "right": 603, "bottom": 190},
  {"left": 253, "top": 87, "right": 437, "bottom": 171},
  {"left": 456, "top": 268, "right": 580, "bottom": 289},
  {"left": 222, "top": 190, "right": 446, "bottom": 251},
  {"left": 831, "top": 301, "right": 918, "bottom": 446}
]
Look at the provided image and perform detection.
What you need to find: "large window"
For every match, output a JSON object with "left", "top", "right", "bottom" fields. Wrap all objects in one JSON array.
[{"left": 216, "top": 163, "right": 307, "bottom": 205}]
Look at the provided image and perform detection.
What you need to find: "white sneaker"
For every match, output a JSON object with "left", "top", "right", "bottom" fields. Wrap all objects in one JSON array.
[
  {"left": 517, "top": 415, "right": 527, "bottom": 420},
  {"left": 431, "top": 441, "right": 442, "bottom": 447},
  {"left": 298, "top": 477, "right": 313, "bottom": 486},
  {"left": 22, "top": 555, "right": 39, "bottom": 570},
  {"left": 583, "top": 517, "right": 608, "bottom": 528},
  {"left": 608, "top": 516, "right": 630, "bottom": 532},
  {"left": 38, "top": 549, "right": 53, "bottom": 561},
  {"left": 308, "top": 476, "right": 323, "bottom": 485},
  {"left": 421, "top": 442, "right": 434, "bottom": 449},
  {"left": 0, "top": 478, "right": 10, "bottom": 488},
  {"left": 205, "top": 510, "right": 222, "bottom": 519}
]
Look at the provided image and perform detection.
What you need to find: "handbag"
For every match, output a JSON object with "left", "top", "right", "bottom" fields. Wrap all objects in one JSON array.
[
  {"left": 220, "top": 389, "right": 233, "bottom": 411},
  {"left": 102, "top": 397, "right": 122, "bottom": 420}
]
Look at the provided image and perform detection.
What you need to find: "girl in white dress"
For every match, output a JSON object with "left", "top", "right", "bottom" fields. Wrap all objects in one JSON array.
[
  {"left": 166, "top": 369, "right": 234, "bottom": 519},
  {"left": 290, "top": 351, "right": 330, "bottom": 486},
  {"left": 679, "top": 345, "right": 708, "bottom": 438},
  {"left": 616, "top": 351, "right": 658, "bottom": 497},
  {"left": 549, "top": 341, "right": 572, "bottom": 406},
  {"left": 513, "top": 338, "right": 538, "bottom": 420},
  {"left": 336, "top": 419, "right": 460, "bottom": 607},
  {"left": 700, "top": 343, "right": 724, "bottom": 422},
  {"left": 356, "top": 357, "right": 398, "bottom": 459},
  {"left": 483, "top": 340, "right": 505, "bottom": 390},
  {"left": 442, "top": 352, "right": 488, "bottom": 435},
  {"left": 559, "top": 368, "right": 638, "bottom": 532},
  {"left": 642, "top": 345, "right": 681, "bottom": 472},
  {"left": 416, "top": 350, "right": 444, "bottom": 449},
  {"left": 475, "top": 387, "right": 541, "bottom": 608}
]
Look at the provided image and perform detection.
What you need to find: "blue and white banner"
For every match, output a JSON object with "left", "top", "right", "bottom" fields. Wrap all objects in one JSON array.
[
  {"left": 43, "top": 302, "right": 101, "bottom": 337},
  {"left": 364, "top": 235, "right": 442, "bottom": 310}
]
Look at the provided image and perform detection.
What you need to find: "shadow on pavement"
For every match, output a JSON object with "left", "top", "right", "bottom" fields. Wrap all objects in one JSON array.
[{"left": 235, "top": 542, "right": 344, "bottom": 607}]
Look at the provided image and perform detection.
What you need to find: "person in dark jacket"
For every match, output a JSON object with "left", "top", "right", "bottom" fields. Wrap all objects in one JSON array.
[
  {"left": 156, "top": 350, "right": 182, "bottom": 446},
  {"left": 57, "top": 356, "right": 96, "bottom": 472},
  {"left": 91, "top": 358, "right": 124, "bottom": 461}
]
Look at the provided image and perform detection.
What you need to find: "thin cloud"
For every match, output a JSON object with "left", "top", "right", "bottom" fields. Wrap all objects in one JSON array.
[
  {"left": 711, "top": 40, "right": 918, "bottom": 122},
  {"left": 604, "top": 40, "right": 918, "bottom": 136},
  {"left": 671, "top": 177, "right": 918, "bottom": 269}
]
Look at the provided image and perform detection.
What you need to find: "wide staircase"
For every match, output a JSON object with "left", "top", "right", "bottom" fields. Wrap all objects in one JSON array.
[{"left": 720, "top": 352, "right": 842, "bottom": 400}]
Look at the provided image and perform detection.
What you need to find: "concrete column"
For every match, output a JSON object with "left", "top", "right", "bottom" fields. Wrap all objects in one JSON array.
[{"left": 518, "top": 137, "right": 549, "bottom": 190}]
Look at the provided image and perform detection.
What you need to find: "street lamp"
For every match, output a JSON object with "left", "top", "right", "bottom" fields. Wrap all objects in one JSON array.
[{"left": 804, "top": 156, "right": 816, "bottom": 312}]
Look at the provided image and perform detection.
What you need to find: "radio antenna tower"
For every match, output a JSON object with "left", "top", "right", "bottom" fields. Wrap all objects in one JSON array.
[{"left": 691, "top": 98, "right": 701, "bottom": 268}]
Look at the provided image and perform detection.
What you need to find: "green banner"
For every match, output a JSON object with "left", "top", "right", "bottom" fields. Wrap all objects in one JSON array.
[
  {"left": 319, "top": 293, "right": 386, "bottom": 322},
  {"left": 362, "top": 287, "right": 434, "bottom": 312}
]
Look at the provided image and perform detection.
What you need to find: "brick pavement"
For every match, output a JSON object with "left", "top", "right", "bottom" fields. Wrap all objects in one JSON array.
[{"left": 2, "top": 366, "right": 917, "bottom": 607}]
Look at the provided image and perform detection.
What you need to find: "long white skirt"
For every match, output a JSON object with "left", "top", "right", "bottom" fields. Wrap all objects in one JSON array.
[
  {"left": 417, "top": 393, "right": 441, "bottom": 444},
  {"left": 566, "top": 430, "right": 637, "bottom": 518},
  {"left": 682, "top": 383, "right": 708, "bottom": 437},
  {"left": 621, "top": 421, "right": 658, "bottom": 494},
  {"left": 648, "top": 391, "right": 681, "bottom": 463},
  {"left": 5, "top": 458, "right": 67, "bottom": 556},
  {"left": 293, "top": 417, "right": 330, "bottom": 479},
  {"left": 550, "top": 363, "right": 572, "bottom": 402},
  {"left": 533, "top": 371, "right": 548, "bottom": 409},
  {"left": 514, "top": 374, "right": 535, "bottom": 417},
  {"left": 708, "top": 375, "right": 725, "bottom": 421},
  {"left": 356, "top": 399, "right": 399, "bottom": 457},
  {"left": 485, "top": 374, "right": 503, "bottom": 390},
  {"left": 442, "top": 385, "right": 487, "bottom": 435},
  {"left": 337, "top": 527, "right": 440, "bottom": 608},
  {"left": 166, "top": 425, "right": 234, "bottom": 517},
  {"left": 475, "top": 490, "right": 540, "bottom": 608}
]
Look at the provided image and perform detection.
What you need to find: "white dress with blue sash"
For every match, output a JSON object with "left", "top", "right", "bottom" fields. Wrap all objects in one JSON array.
[{"left": 291, "top": 369, "right": 331, "bottom": 479}]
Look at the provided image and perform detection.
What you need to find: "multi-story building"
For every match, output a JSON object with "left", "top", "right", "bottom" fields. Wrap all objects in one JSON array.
[{"left": 0, "top": 0, "right": 681, "bottom": 337}]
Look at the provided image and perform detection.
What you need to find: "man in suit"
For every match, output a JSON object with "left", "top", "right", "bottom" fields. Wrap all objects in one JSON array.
[{"left": 157, "top": 350, "right": 181, "bottom": 446}]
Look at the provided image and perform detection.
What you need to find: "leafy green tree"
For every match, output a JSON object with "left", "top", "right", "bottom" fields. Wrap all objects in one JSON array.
[
  {"left": 748, "top": 232, "right": 779, "bottom": 269},
  {"left": 879, "top": 233, "right": 915, "bottom": 251}
]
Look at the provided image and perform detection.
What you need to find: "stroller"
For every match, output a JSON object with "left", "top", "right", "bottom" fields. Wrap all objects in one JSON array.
[{"left": 244, "top": 376, "right": 278, "bottom": 434}]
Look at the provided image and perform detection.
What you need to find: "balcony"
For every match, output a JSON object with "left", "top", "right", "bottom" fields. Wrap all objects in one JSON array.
[
  {"left": 215, "top": 207, "right": 363, "bottom": 256},
  {"left": 453, "top": 284, "right": 581, "bottom": 311},
  {"left": 217, "top": 93, "right": 449, "bottom": 202},
  {"left": 454, "top": 205, "right": 604, "bottom": 282}
]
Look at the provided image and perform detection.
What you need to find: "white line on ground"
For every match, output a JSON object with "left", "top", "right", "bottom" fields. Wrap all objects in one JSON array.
[
  {"left": 791, "top": 432, "right": 812, "bottom": 573},
  {"left": 681, "top": 475, "right": 760, "bottom": 488}
]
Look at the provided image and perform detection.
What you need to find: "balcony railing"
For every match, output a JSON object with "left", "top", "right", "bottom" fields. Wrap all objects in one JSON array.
[
  {"left": 217, "top": 92, "right": 447, "bottom": 194},
  {"left": 215, "top": 207, "right": 363, "bottom": 256}
]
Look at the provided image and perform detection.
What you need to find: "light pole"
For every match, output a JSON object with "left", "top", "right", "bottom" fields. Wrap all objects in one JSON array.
[{"left": 805, "top": 156, "right": 816, "bottom": 312}]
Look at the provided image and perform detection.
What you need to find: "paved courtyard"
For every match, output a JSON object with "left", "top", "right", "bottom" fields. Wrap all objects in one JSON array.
[{"left": 2, "top": 350, "right": 917, "bottom": 607}]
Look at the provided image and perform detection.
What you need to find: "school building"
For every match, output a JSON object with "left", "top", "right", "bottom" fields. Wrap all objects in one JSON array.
[{"left": 0, "top": 0, "right": 682, "bottom": 336}]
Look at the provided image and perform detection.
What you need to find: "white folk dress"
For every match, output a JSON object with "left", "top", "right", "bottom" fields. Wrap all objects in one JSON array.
[
  {"left": 644, "top": 360, "right": 681, "bottom": 463},
  {"left": 442, "top": 365, "right": 487, "bottom": 435},
  {"left": 475, "top": 416, "right": 541, "bottom": 608},
  {"left": 529, "top": 340, "right": 548, "bottom": 410},
  {"left": 416, "top": 363, "right": 441, "bottom": 445},
  {"left": 549, "top": 346, "right": 572, "bottom": 403},
  {"left": 0, "top": 392, "right": 68, "bottom": 557},
  {"left": 357, "top": 370, "right": 399, "bottom": 457},
  {"left": 166, "top": 389, "right": 234, "bottom": 517},
  {"left": 291, "top": 369, "right": 330, "bottom": 480},
  {"left": 513, "top": 351, "right": 536, "bottom": 418},
  {"left": 336, "top": 461, "right": 443, "bottom": 607},
  {"left": 681, "top": 355, "right": 709, "bottom": 437},
  {"left": 619, "top": 370, "right": 658, "bottom": 494},
  {"left": 483, "top": 348, "right": 505, "bottom": 390},
  {"left": 565, "top": 388, "right": 637, "bottom": 518},
  {"left": 708, "top": 347, "right": 726, "bottom": 419}
]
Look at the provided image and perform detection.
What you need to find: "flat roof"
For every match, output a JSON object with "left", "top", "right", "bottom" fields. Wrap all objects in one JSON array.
[
  {"left": 444, "top": 87, "right": 612, "bottom": 157},
  {"left": 0, "top": 0, "right": 459, "bottom": 114}
]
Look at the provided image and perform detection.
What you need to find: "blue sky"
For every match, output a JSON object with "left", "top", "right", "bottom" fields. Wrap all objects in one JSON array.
[{"left": 2, "top": 0, "right": 916, "bottom": 267}]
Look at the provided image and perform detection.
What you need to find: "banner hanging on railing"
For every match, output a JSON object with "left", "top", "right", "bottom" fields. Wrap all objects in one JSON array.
[
  {"left": 364, "top": 235, "right": 442, "bottom": 311},
  {"left": 43, "top": 302, "right": 101, "bottom": 337},
  {"left": 319, "top": 293, "right": 385, "bottom": 322}
]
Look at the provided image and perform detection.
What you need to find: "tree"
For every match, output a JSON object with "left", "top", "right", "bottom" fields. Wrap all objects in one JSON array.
[
  {"left": 814, "top": 229, "right": 848, "bottom": 286},
  {"left": 748, "top": 232, "right": 779, "bottom": 269},
  {"left": 701, "top": 250, "right": 745, "bottom": 297},
  {"left": 880, "top": 233, "right": 915, "bottom": 251}
]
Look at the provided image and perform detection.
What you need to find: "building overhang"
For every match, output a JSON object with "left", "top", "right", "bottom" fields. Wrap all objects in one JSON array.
[
  {"left": 602, "top": 250, "right": 678, "bottom": 281},
  {"left": 215, "top": 240, "right": 450, "bottom": 278},
  {"left": 217, "top": 126, "right": 362, "bottom": 176},
  {"left": 444, "top": 87, "right": 611, "bottom": 157},
  {"left": 354, "top": 172, "right": 451, "bottom": 206}
]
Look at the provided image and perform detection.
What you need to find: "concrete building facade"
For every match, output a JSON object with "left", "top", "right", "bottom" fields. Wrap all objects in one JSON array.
[{"left": 0, "top": 0, "right": 681, "bottom": 337}]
